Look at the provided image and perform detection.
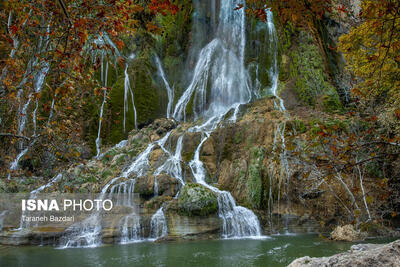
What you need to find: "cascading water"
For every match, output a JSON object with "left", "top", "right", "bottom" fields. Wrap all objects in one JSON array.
[
  {"left": 123, "top": 55, "right": 138, "bottom": 132},
  {"left": 18, "top": 173, "right": 63, "bottom": 229},
  {"left": 92, "top": 34, "right": 127, "bottom": 158},
  {"left": 96, "top": 56, "right": 108, "bottom": 158},
  {"left": 58, "top": 0, "right": 282, "bottom": 246},
  {"left": 60, "top": 133, "right": 172, "bottom": 247},
  {"left": 173, "top": 0, "right": 251, "bottom": 121},
  {"left": 149, "top": 207, "right": 168, "bottom": 239},
  {"left": 154, "top": 135, "right": 185, "bottom": 186},
  {"left": 263, "top": 10, "right": 292, "bottom": 234},
  {"left": 168, "top": 0, "right": 264, "bottom": 238},
  {"left": 59, "top": 175, "right": 122, "bottom": 248},
  {"left": 7, "top": 19, "right": 51, "bottom": 178},
  {"left": 187, "top": 117, "right": 262, "bottom": 238},
  {"left": 155, "top": 56, "right": 174, "bottom": 119}
]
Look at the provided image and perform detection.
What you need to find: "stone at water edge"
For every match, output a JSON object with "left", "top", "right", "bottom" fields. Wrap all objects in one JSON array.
[
  {"left": 330, "top": 224, "right": 367, "bottom": 242},
  {"left": 288, "top": 240, "right": 400, "bottom": 267},
  {"left": 177, "top": 183, "right": 218, "bottom": 217}
]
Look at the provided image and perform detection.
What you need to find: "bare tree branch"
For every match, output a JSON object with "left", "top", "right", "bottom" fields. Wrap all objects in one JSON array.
[
  {"left": 57, "top": 0, "right": 72, "bottom": 26},
  {"left": 0, "top": 133, "right": 30, "bottom": 141}
]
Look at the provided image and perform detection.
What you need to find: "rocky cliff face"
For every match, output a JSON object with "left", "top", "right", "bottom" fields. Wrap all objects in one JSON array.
[{"left": 0, "top": 95, "right": 395, "bottom": 245}]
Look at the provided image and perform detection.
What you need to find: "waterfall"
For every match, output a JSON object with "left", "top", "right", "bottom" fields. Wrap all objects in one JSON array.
[
  {"left": 57, "top": 0, "right": 281, "bottom": 246},
  {"left": 60, "top": 214, "right": 103, "bottom": 248},
  {"left": 266, "top": 11, "right": 284, "bottom": 112},
  {"left": 59, "top": 174, "right": 122, "bottom": 248},
  {"left": 173, "top": 0, "right": 251, "bottom": 121},
  {"left": 155, "top": 56, "right": 174, "bottom": 118},
  {"left": 96, "top": 88, "right": 107, "bottom": 158},
  {"left": 187, "top": 116, "right": 262, "bottom": 238},
  {"left": 168, "top": 0, "right": 264, "bottom": 238},
  {"left": 7, "top": 15, "right": 52, "bottom": 178},
  {"left": 149, "top": 208, "right": 168, "bottom": 239},
  {"left": 123, "top": 61, "right": 138, "bottom": 132},
  {"left": 0, "top": 211, "right": 8, "bottom": 232},
  {"left": 18, "top": 173, "right": 63, "bottom": 229},
  {"left": 120, "top": 214, "right": 143, "bottom": 244},
  {"left": 117, "top": 134, "right": 171, "bottom": 244},
  {"left": 154, "top": 135, "right": 185, "bottom": 186},
  {"left": 93, "top": 34, "right": 125, "bottom": 157},
  {"left": 8, "top": 60, "right": 50, "bottom": 178},
  {"left": 264, "top": 10, "right": 292, "bottom": 234},
  {"left": 96, "top": 54, "right": 108, "bottom": 158},
  {"left": 61, "top": 133, "right": 172, "bottom": 248},
  {"left": 109, "top": 179, "right": 136, "bottom": 207}
]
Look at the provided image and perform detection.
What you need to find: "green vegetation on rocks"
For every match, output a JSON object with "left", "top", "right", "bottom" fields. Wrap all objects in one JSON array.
[
  {"left": 246, "top": 147, "right": 264, "bottom": 209},
  {"left": 178, "top": 183, "right": 218, "bottom": 216}
]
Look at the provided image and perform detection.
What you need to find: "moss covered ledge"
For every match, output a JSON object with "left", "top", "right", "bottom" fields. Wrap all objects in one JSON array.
[{"left": 178, "top": 183, "right": 218, "bottom": 216}]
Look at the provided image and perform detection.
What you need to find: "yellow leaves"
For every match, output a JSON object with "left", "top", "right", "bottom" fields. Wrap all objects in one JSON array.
[
  {"left": 392, "top": 41, "right": 400, "bottom": 51},
  {"left": 366, "top": 195, "right": 374, "bottom": 204},
  {"left": 146, "top": 22, "right": 160, "bottom": 34},
  {"left": 354, "top": 209, "right": 362, "bottom": 218},
  {"left": 130, "top": 4, "right": 144, "bottom": 13},
  {"left": 8, "top": 90, "right": 17, "bottom": 100},
  {"left": 286, "top": 143, "right": 296, "bottom": 151},
  {"left": 337, "top": 0, "right": 400, "bottom": 108}
]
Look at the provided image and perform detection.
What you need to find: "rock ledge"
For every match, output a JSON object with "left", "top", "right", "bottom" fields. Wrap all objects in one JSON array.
[{"left": 289, "top": 240, "right": 400, "bottom": 267}]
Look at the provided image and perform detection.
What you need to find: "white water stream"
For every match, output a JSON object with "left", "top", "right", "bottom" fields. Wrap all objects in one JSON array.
[{"left": 19, "top": 0, "right": 285, "bottom": 247}]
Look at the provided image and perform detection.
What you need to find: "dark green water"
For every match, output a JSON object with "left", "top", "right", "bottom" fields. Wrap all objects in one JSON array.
[{"left": 0, "top": 235, "right": 393, "bottom": 267}]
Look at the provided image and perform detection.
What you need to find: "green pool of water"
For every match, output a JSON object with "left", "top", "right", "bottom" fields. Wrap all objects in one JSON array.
[{"left": 0, "top": 235, "right": 394, "bottom": 267}]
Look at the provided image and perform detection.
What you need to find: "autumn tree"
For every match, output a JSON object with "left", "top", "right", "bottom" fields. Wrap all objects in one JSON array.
[
  {"left": 245, "top": 0, "right": 332, "bottom": 26},
  {"left": 338, "top": 0, "right": 400, "bottom": 109},
  {"left": 0, "top": 0, "right": 178, "bottom": 177}
]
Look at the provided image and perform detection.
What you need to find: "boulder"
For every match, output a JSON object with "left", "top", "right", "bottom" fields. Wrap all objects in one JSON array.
[
  {"left": 156, "top": 174, "right": 180, "bottom": 197},
  {"left": 178, "top": 183, "right": 218, "bottom": 216},
  {"left": 135, "top": 175, "right": 155, "bottom": 197},
  {"left": 153, "top": 118, "right": 177, "bottom": 135},
  {"left": 288, "top": 240, "right": 400, "bottom": 267},
  {"left": 330, "top": 224, "right": 367, "bottom": 242}
]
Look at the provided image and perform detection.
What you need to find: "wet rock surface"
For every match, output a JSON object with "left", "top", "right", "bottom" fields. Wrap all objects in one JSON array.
[{"left": 177, "top": 183, "right": 218, "bottom": 217}]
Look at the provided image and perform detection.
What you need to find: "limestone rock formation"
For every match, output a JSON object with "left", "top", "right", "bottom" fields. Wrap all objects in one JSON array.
[
  {"left": 289, "top": 240, "right": 400, "bottom": 267},
  {"left": 330, "top": 225, "right": 367, "bottom": 242}
]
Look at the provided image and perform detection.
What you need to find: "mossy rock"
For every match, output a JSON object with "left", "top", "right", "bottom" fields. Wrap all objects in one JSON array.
[
  {"left": 286, "top": 119, "right": 307, "bottom": 134},
  {"left": 286, "top": 30, "right": 341, "bottom": 109},
  {"left": 246, "top": 147, "right": 264, "bottom": 209},
  {"left": 322, "top": 92, "right": 342, "bottom": 113},
  {"left": 178, "top": 183, "right": 217, "bottom": 216}
]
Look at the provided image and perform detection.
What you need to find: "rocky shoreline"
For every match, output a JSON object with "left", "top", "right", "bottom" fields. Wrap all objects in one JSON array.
[{"left": 289, "top": 239, "right": 400, "bottom": 267}]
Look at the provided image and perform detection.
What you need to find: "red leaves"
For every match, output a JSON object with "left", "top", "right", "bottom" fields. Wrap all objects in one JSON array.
[
  {"left": 246, "top": 0, "right": 331, "bottom": 26},
  {"left": 395, "top": 109, "right": 400, "bottom": 119},
  {"left": 149, "top": 0, "right": 179, "bottom": 16},
  {"left": 337, "top": 5, "right": 347, "bottom": 14},
  {"left": 9, "top": 25, "right": 19, "bottom": 35},
  {"left": 114, "top": 39, "right": 125, "bottom": 50}
]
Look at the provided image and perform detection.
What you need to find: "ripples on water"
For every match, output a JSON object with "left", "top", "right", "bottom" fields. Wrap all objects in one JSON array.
[{"left": 0, "top": 235, "right": 394, "bottom": 267}]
